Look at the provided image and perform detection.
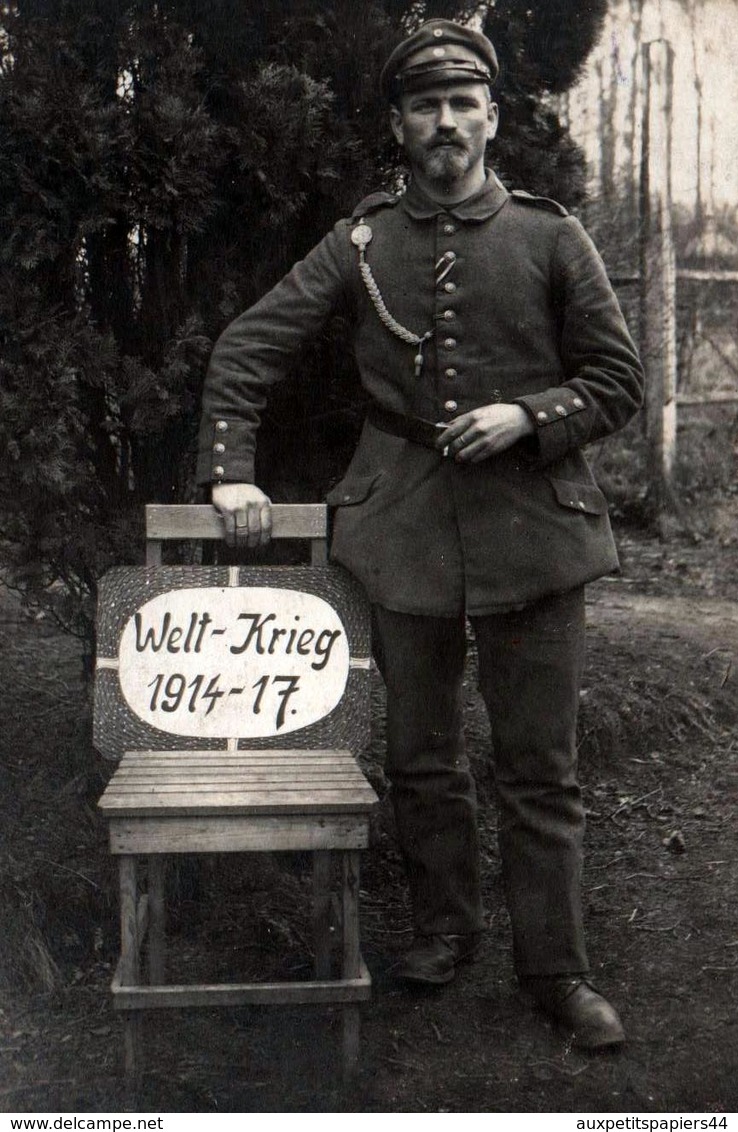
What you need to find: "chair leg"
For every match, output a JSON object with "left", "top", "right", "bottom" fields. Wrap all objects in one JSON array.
[
  {"left": 342, "top": 1006, "right": 360, "bottom": 1084},
  {"left": 313, "top": 850, "right": 333, "bottom": 979},
  {"left": 119, "top": 856, "right": 141, "bottom": 1088},
  {"left": 341, "top": 851, "right": 361, "bottom": 1083},
  {"left": 148, "top": 855, "right": 166, "bottom": 984},
  {"left": 123, "top": 1015, "right": 141, "bottom": 1085}
]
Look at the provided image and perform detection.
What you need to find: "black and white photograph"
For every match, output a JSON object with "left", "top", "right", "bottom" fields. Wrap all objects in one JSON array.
[{"left": 0, "top": 0, "right": 736, "bottom": 1118}]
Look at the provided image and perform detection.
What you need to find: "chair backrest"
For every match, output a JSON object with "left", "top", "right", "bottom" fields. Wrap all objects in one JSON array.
[
  {"left": 144, "top": 503, "right": 330, "bottom": 566},
  {"left": 93, "top": 505, "right": 371, "bottom": 761}
]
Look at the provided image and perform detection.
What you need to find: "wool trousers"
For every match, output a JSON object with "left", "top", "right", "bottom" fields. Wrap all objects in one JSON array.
[{"left": 372, "top": 587, "right": 589, "bottom": 978}]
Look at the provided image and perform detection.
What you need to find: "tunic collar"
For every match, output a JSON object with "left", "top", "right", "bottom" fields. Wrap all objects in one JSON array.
[{"left": 401, "top": 168, "right": 509, "bottom": 222}]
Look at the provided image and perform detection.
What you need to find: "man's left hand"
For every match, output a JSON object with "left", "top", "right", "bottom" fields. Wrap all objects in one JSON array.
[{"left": 435, "top": 403, "right": 535, "bottom": 463}]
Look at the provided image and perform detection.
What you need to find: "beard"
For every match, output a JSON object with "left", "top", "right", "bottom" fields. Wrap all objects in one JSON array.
[{"left": 418, "top": 142, "right": 472, "bottom": 186}]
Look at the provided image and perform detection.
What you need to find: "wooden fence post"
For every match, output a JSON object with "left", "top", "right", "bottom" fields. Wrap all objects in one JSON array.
[{"left": 639, "top": 39, "right": 679, "bottom": 536}]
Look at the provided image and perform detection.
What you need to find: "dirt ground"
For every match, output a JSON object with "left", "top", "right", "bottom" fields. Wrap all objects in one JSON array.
[{"left": 1, "top": 519, "right": 737, "bottom": 1114}]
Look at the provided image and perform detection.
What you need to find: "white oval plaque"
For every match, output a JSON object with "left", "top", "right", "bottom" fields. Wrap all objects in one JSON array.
[{"left": 118, "top": 586, "right": 350, "bottom": 738}]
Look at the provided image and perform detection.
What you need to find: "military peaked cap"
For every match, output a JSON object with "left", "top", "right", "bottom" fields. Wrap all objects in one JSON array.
[{"left": 380, "top": 19, "right": 499, "bottom": 102}]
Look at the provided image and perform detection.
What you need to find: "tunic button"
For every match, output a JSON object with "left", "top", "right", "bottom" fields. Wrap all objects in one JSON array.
[
  {"left": 536, "top": 411, "right": 548, "bottom": 422},
  {"left": 578, "top": 500, "right": 587, "bottom": 510},
  {"left": 573, "top": 397, "right": 585, "bottom": 409},
  {"left": 215, "top": 420, "right": 228, "bottom": 432},
  {"left": 443, "top": 309, "right": 455, "bottom": 320},
  {"left": 444, "top": 281, "right": 457, "bottom": 293},
  {"left": 443, "top": 223, "right": 456, "bottom": 235},
  {"left": 443, "top": 337, "right": 457, "bottom": 349},
  {"left": 444, "top": 400, "right": 458, "bottom": 412},
  {"left": 445, "top": 368, "right": 458, "bottom": 379},
  {"left": 555, "top": 404, "right": 567, "bottom": 416},
  {"left": 213, "top": 465, "right": 225, "bottom": 478},
  {"left": 213, "top": 442, "right": 225, "bottom": 454}
]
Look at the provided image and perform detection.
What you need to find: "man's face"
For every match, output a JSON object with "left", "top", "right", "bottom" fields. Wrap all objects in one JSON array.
[{"left": 390, "top": 82, "right": 498, "bottom": 189}]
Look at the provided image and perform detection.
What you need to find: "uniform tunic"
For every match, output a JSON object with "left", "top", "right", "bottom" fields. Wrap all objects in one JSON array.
[{"left": 197, "top": 173, "right": 644, "bottom": 615}]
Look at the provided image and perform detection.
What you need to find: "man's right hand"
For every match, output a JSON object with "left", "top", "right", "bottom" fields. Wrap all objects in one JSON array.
[{"left": 211, "top": 483, "right": 272, "bottom": 549}]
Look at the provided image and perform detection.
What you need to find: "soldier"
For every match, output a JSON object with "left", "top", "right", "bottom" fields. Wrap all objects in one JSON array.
[{"left": 196, "top": 19, "right": 644, "bottom": 1050}]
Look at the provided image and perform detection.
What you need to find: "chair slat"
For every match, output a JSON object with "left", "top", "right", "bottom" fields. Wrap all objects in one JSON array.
[
  {"left": 99, "top": 788, "right": 377, "bottom": 816},
  {"left": 145, "top": 503, "right": 327, "bottom": 542}
]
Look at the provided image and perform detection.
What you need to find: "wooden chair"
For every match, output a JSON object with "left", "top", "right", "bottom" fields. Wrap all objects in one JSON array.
[{"left": 96, "top": 504, "right": 378, "bottom": 1086}]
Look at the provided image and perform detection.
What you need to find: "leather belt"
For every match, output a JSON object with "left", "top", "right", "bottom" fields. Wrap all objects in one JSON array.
[{"left": 367, "top": 404, "right": 448, "bottom": 452}]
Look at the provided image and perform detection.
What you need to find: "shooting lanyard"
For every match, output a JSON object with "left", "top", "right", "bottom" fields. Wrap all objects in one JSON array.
[{"left": 351, "top": 219, "right": 437, "bottom": 379}]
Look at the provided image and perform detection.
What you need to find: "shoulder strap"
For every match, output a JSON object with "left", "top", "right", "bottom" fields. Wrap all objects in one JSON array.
[
  {"left": 510, "top": 189, "right": 569, "bottom": 217},
  {"left": 349, "top": 191, "right": 401, "bottom": 223}
]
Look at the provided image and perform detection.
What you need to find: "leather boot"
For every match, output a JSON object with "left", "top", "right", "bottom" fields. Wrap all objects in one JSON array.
[
  {"left": 395, "top": 932, "right": 482, "bottom": 985},
  {"left": 525, "top": 976, "right": 625, "bottom": 1050}
]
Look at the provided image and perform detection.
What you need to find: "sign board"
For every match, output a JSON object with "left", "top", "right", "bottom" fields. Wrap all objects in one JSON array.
[{"left": 94, "top": 566, "right": 371, "bottom": 760}]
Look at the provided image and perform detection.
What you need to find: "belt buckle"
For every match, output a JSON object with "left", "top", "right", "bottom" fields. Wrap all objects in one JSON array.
[{"left": 435, "top": 422, "right": 450, "bottom": 458}]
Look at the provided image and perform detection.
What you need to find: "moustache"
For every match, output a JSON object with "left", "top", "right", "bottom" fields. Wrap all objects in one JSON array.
[{"left": 429, "top": 137, "right": 467, "bottom": 150}]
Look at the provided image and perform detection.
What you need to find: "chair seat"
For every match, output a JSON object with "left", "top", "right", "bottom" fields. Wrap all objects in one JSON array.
[{"left": 99, "top": 749, "right": 377, "bottom": 817}]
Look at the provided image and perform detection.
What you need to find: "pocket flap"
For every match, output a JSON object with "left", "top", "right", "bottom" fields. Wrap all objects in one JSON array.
[
  {"left": 325, "top": 472, "right": 382, "bottom": 507},
  {"left": 549, "top": 477, "right": 609, "bottom": 516}
]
